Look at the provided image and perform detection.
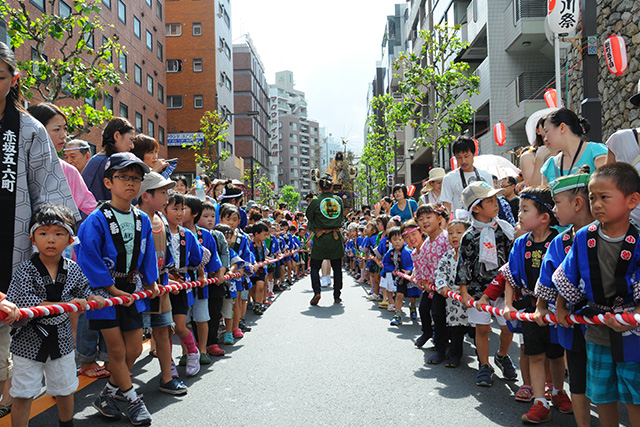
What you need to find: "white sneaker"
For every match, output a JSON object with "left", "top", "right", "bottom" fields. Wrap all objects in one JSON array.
[{"left": 366, "top": 294, "right": 380, "bottom": 301}]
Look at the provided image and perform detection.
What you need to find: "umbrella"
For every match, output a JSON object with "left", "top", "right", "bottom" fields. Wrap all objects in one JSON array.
[
  {"left": 474, "top": 154, "right": 520, "bottom": 180},
  {"left": 525, "top": 108, "right": 557, "bottom": 145}
]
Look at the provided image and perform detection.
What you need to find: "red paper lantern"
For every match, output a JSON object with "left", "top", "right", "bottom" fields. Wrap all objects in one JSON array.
[
  {"left": 544, "top": 89, "right": 557, "bottom": 108},
  {"left": 450, "top": 156, "right": 459, "bottom": 170},
  {"left": 473, "top": 138, "right": 479, "bottom": 156},
  {"left": 604, "top": 35, "right": 628, "bottom": 76},
  {"left": 494, "top": 122, "right": 506, "bottom": 147},
  {"left": 407, "top": 185, "right": 416, "bottom": 197}
]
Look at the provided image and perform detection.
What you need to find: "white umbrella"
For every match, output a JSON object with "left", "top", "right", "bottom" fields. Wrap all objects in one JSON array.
[
  {"left": 526, "top": 107, "right": 557, "bottom": 145},
  {"left": 474, "top": 154, "right": 520, "bottom": 180}
]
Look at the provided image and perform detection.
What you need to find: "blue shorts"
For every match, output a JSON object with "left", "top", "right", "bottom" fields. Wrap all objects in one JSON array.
[
  {"left": 142, "top": 311, "right": 174, "bottom": 329},
  {"left": 186, "top": 295, "right": 210, "bottom": 323},
  {"left": 586, "top": 341, "right": 640, "bottom": 404}
]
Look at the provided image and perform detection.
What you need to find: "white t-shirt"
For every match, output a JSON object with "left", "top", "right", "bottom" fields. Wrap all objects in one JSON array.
[
  {"left": 440, "top": 167, "right": 495, "bottom": 212},
  {"left": 606, "top": 128, "right": 640, "bottom": 225}
]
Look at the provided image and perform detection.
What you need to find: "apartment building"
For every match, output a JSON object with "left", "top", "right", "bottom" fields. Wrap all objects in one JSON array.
[{"left": 4, "top": 0, "right": 168, "bottom": 157}]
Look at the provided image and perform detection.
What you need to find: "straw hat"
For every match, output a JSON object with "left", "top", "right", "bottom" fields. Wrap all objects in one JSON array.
[{"left": 423, "top": 168, "right": 445, "bottom": 192}]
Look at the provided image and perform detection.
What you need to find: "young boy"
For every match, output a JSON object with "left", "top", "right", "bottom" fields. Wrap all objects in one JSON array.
[
  {"left": 164, "top": 191, "right": 204, "bottom": 377},
  {"left": 457, "top": 181, "right": 516, "bottom": 387},
  {"left": 137, "top": 172, "right": 188, "bottom": 396},
  {"left": 382, "top": 226, "right": 414, "bottom": 325},
  {"left": 9, "top": 203, "right": 105, "bottom": 427},
  {"left": 76, "top": 152, "right": 158, "bottom": 424},
  {"left": 553, "top": 163, "right": 640, "bottom": 426},
  {"left": 249, "top": 222, "right": 273, "bottom": 312}
]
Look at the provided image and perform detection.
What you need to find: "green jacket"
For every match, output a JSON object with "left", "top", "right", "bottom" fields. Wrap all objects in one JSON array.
[{"left": 305, "top": 192, "right": 344, "bottom": 260}]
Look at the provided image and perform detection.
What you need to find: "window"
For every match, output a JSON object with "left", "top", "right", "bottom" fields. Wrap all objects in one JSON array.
[
  {"left": 104, "top": 93, "right": 113, "bottom": 112},
  {"left": 219, "top": 3, "right": 230, "bottom": 28},
  {"left": 157, "top": 83, "right": 164, "bottom": 103},
  {"left": 193, "top": 95, "right": 203, "bottom": 109},
  {"left": 83, "top": 33, "right": 94, "bottom": 49},
  {"left": 134, "top": 64, "right": 142, "bottom": 86},
  {"left": 102, "top": 0, "right": 111, "bottom": 9},
  {"left": 166, "top": 23, "right": 182, "bottom": 36},
  {"left": 219, "top": 37, "right": 231, "bottom": 59},
  {"left": 146, "top": 74, "right": 153, "bottom": 95},
  {"left": 167, "top": 95, "right": 183, "bottom": 109},
  {"left": 192, "top": 22, "right": 202, "bottom": 36},
  {"left": 147, "top": 119, "right": 155, "bottom": 138},
  {"left": 85, "top": 98, "right": 96, "bottom": 108},
  {"left": 166, "top": 59, "right": 182, "bottom": 73},
  {"left": 146, "top": 0, "right": 152, "bottom": 7},
  {"left": 156, "top": 41, "right": 163, "bottom": 61},
  {"left": 225, "top": 76, "right": 232, "bottom": 90},
  {"left": 193, "top": 58, "right": 203, "bottom": 72},
  {"left": 156, "top": 1, "right": 162, "bottom": 19},
  {"left": 30, "top": 0, "right": 45, "bottom": 12},
  {"left": 146, "top": 30, "right": 153, "bottom": 51},
  {"left": 58, "top": 1, "right": 71, "bottom": 17},
  {"left": 119, "top": 102, "right": 129, "bottom": 118},
  {"left": 135, "top": 112, "right": 143, "bottom": 132},
  {"left": 133, "top": 16, "right": 141, "bottom": 39},
  {"left": 102, "top": 36, "right": 112, "bottom": 63},
  {"left": 118, "top": 52, "right": 127, "bottom": 73},
  {"left": 118, "top": 0, "right": 126, "bottom": 24},
  {"left": 158, "top": 126, "right": 165, "bottom": 146}
]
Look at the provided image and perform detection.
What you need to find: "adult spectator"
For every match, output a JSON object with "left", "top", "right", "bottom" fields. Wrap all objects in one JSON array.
[
  {"left": 63, "top": 139, "right": 91, "bottom": 173},
  {"left": 501, "top": 176, "right": 520, "bottom": 219},
  {"left": 441, "top": 136, "right": 494, "bottom": 215},
  {"left": 0, "top": 42, "right": 78, "bottom": 415},
  {"left": 131, "top": 134, "right": 168, "bottom": 174},
  {"left": 375, "top": 196, "right": 392, "bottom": 215},
  {"left": 174, "top": 175, "right": 189, "bottom": 194},
  {"left": 390, "top": 184, "right": 418, "bottom": 223},
  {"left": 540, "top": 108, "right": 607, "bottom": 185},
  {"left": 81, "top": 117, "right": 135, "bottom": 201},
  {"left": 519, "top": 116, "right": 553, "bottom": 188},
  {"left": 212, "top": 178, "right": 225, "bottom": 200},
  {"left": 419, "top": 167, "right": 445, "bottom": 205},
  {"left": 27, "top": 103, "right": 97, "bottom": 217},
  {"left": 216, "top": 180, "right": 247, "bottom": 229}
]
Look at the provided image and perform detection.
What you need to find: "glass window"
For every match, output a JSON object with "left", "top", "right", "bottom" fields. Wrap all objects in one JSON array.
[
  {"left": 102, "top": 36, "right": 112, "bottom": 63},
  {"left": 135, "top": 112, "right": 143, "bottom": 132},
  {"left": 104, "top": 93, "right": 113, "bottom": 112},
  {"left": 145, "top": 0, "right": 151, "bottom": 7},
  {"left": 119, "top": 102, "right": 129, "bottom": 118},
  {"left": 30, "top": 0, "right": 45, "bottom": 12},
  {"left": 58, "top": 1, "right": 71, "bottom": 17},
  {"left": 193, "top": 95, "right": 203, "bottom": 109},
  {"left": 102, "top": 0, "right": 111, "bottom": 9},
  {"left": 156, "top": 41, "right": 163, "bottom": 61},
  {"left": 147, "top": 119, "right": 154, "bottom": 138},
  {"left": 85, "top": 98, "right": 96, "bottom": 108},
  {"left": 156, "top": 1, "right": 162, "bottom": 20},
  {"left": 118, "top": 0, "right": 126, "bottom": 24},
  {"left": 84, "top": 33, "right": 94, "bottom": 49},
  {"left": 192, "top": 22, "right": 202, "bottom": 36},
  {"left": 166, "top": 23, "right": 182, "bottom": 36},
  {"left": 118, "top": 52, "right": 127, "bottom": 73},
  {"left": 134, "top": 64, "right": 142, "bottom": 86},
  {"left": 167, "top": 95, "right": 183, "bottom": 109},
  {"left": 133, "top": 16, "right": 141, "bottom": 39},
  {"left": 166, "top": 59, "right": 182, "bottom": 73},
  {"left": 146, "top": 74, "right": 153, "bottom": 95},
  {"left": 146, "top": 30, "right": 152, "bottom": 51},
  {"left": 219, "top": 4, "right": 230, "bottom": 28},
  {"left": 225, "top": 76, "right": 232, "bottom": 90},
  {"left": 157, "top": 83, "right": 164, "bottom": 103},
  {"left": 158, "top": 126, "right": 165, "bottom": 145},
  {"left": 193, "top": 58, "right": 202, "bottom": 73}
]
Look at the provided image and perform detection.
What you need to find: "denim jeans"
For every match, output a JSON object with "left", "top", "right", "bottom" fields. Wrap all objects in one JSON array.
[{"left": 75, "top": 311, "right": 108, "bottom": 363}]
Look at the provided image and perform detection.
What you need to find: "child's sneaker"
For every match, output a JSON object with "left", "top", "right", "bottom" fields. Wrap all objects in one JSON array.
[
  {"left": 253, "top": 304, "right": 264, "bottom": 315},
  {"left": 239, "top": 319, "right": 252, "bottom": 332},
  {"left": 494, "top": 352, "right": 518, "bottom": 380},
  {"left": 93, "top": 394, "right": 121, "bottom": 418},
  {"left": 127, "top": 398, "right": 152, "bottom": 426},
  {"left": 550, "top": 390, "right": 573, "bottom": 414},
  {"left": 476, "top": 364, "right": 494, "bottom": 386},
  {"left": 185, "top": 350, "right": 200, "bottom": 377},
  {"left": 178, "top": 354, "right": 187, "bottom": 367},
  {"left": 158, "top": 378, "right": 188, "bottom": 396},
  {"left": 232, "top": 328, "right": 244, "bottom": 339},
  {"left": 223, "top": 332, "right": 234, "bottom": 345},
  {"left": 268, "top": 292, "right": 275, "bottom": 298},
  {"left": 390, "top": 315, "right": 402, "bottom": 326},
  {"left": 410, "top": 307, "right": 417, "bottom": 320},
  {"left": 199, "top": 352, "right": 211, "bottom": 365},
  {"left": 207, "top": 344, "right": 226, "bottom": 356},
  {"left": 521, "top": 400, "right": 551, "bottom": 423},
  {"left": 366, "top": 293, "right": 379, "bottom": 301}
]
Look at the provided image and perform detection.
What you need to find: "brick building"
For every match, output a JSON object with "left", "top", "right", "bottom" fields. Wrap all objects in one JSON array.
[{"left": 2, "top": 0, "right": 168, "bottom": 157}]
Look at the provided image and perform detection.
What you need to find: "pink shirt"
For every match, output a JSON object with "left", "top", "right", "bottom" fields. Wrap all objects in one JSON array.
[
  {"left": 412, "top": 230, "right": 451, "bottom": 283},
  {"left": 60, "top": 159, "right": 97, "bottom": 215}
]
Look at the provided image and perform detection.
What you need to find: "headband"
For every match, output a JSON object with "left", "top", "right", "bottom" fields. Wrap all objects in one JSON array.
[
  {"left": 30, "top": 220, "right": 75, "bottom": 237},
  {"left": 217, "top": 187, "right": 241, "bottom": 201},
  {"left": 520, "top": 192, "right": 555, "bottom": 216},
  {"left": 402, "top": 227, "right": 421, "bottom": 236}
]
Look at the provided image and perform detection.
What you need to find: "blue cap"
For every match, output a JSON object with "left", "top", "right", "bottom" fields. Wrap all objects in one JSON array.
[{"left": 105, "top": 152, "right": 150, "bottom": 174}]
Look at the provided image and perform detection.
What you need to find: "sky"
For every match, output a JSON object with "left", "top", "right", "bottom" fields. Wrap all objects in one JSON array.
[{"left": 232, "top": 0, "right": 399, "bottom": 154}]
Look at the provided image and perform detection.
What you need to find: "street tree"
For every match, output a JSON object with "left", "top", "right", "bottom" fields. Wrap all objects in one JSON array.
[
  {"left": 186, "top": 110, "right": 230, "bottom": 179},
  {"left": 278, "top": 185, "right": 300, "bottom": 211},
  {"left": 242, "top": 164, "right": 274, "bottom": 206},
  {"left": 0, "top": 0, "right": 125, "bottom": 135}
]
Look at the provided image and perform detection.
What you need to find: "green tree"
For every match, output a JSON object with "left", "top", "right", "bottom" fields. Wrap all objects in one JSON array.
[
  {"left": 394, "top": 24, "right": 480, "bottom": 150},
  {"left": 242, "top": 164, "right": 274, "bottom": 206},
  {"left": 0, "top": 0, "right": 125, "bottom": 135},
  {"left": 186, "top": 110, "right": 230, "bottom": 179},
  {"left": 278, "top": 185, "right": 300, "bottom": 211}
]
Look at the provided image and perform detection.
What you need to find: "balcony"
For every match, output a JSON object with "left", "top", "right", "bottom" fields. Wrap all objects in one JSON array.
[
  {"left": 504, "top": 0, "right": 548, "bottom": 52},
  {"left": 504, "top": 71, "right": 554, "bottom": 128}
]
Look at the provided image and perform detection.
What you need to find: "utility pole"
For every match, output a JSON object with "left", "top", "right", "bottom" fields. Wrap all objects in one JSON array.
[{"left": 580, "top": 0, "right": 602, "bottom": 142}]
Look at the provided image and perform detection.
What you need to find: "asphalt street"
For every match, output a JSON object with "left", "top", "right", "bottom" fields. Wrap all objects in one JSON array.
[{"left": 26, "top": 270, "right": 630, "bottom": 426}]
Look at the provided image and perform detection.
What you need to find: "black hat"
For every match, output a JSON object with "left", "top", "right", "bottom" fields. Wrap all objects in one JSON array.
[
  {"left": 630, "top": 79, "right": 640, "bottom": 107},
  {"left": 105, "top": 152, "right": 150, "bottom": 174}
]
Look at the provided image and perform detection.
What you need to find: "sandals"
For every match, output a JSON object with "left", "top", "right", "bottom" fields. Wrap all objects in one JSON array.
[
  {"left": 78, "top": 365, "right": 111, "bottom": 379},
  {"left": 0, "top": 404, "right": 11, "bottom": 418},
  {"left": 515, "top": 384, "right": 534, "bottom": 402}
]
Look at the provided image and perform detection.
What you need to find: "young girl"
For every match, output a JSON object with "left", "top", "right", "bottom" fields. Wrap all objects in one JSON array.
[
  {"left": 501, "top": 186, "right": 570, "bottom": 424},
  {"left": 534, "top": 169, "right": 593, "bottom": 427},
  {"left": 434, "top": 219, "right": 472, "bottom": 367}
]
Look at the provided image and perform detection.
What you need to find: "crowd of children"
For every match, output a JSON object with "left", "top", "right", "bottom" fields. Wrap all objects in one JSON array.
[
  {"left": 344, "top": 162, "right": 640, "bottom": 426},
  {"left": 3, "top": 153, "right": 311, "bottom": 426}
]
